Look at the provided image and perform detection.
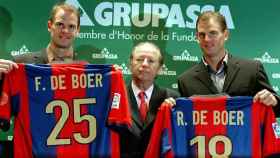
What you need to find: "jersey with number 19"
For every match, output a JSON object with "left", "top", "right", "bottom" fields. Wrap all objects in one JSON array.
[
  {"left": 145, "top": 96, "right": 280, "bottom": 158},
  {"left": 0, "top": 64, "right": 132, "bottom": 158}
]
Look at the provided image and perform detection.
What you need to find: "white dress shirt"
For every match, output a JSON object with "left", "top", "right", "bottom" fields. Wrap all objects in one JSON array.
[{"left": 131, "top": 81, "right": 153, "bottom": 108}]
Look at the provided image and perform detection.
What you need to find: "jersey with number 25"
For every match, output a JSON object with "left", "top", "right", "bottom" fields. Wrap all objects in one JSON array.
[{"left": 0, "top": 64, "right": 132, "bottom": 158}]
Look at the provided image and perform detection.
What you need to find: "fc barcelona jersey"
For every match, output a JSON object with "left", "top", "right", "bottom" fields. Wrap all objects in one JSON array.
[
  {"left": 0, "top": 64, "right": 132, "bottom": 158},
  {"left": 145, "top": 96, "right": 280, "bottom": 158}
]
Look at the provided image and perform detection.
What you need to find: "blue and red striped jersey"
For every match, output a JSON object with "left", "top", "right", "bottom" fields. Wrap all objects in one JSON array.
[
  {"left": 145, "top": 96, "right": 280, "bottom": 158},
  {"left": 0, "top": 63, "right": 132, "bottom": 158}
]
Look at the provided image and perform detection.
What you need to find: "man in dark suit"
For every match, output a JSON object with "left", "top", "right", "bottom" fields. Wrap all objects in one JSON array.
[
  {"left": 0, "top": 2, "right": 80, "bottom": 158},
  {"left": 120, "top": 42, "right": 179, "bottom": 158},
  {"left": 178, "top": 11, "right": 279, "bottom": 114}
]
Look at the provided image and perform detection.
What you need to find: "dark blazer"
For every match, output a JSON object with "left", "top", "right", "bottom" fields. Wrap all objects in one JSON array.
[
  {"left": 120, "top": 82, "right": 179, "bottom": 158},
  {"left": 178, "top": 54, "right": 280, "bottom": 115}
]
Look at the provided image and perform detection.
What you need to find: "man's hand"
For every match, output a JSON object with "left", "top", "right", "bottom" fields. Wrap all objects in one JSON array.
[
  {"left": 113, "top": 64, "right": 122, "bottom": 71},
  {"left": 253, "top": 89, "right": 278, "bottom": 106},
  {"left": 164, "top": 97, "right": 176, "bottom": 107},
  {"left": 0, "top": 59, "right": 18, "bottom": 79}
]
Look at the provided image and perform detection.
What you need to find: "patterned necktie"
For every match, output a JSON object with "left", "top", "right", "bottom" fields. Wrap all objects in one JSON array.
[{"left": 138, "top": 91, "right": 148, "bottom": 122}]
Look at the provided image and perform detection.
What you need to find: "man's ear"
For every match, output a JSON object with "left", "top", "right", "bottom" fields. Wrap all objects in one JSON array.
[
  {"left": 75, "top": 26, "right": 80, "bottom": 37},
  {"left": 47, "top": 20, "right": 52, "bottom": 32},
  {"left": 195, "top": 32, "right": 200, "bottom": 43},
  {"left": 157, "top": 65, "right": 163, "bottom": 75},
  {"left": 128, "top": 60, "right": 132, "bottom": 70},
  {"left": 224, "top": 29, "right": 229, "bottom": 41}
]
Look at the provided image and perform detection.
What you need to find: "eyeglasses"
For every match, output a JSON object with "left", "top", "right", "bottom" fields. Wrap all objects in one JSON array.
[{"left": 54, "top": 22, "right": 77, "bottom": 33}]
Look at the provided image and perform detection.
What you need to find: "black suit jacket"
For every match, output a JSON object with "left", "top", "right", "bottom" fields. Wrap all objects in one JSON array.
[
  {"left": 120, "top": 82, "right": 179, "bottom": 158},
  {"left": 178, "top": 54, "right": 280, "bottom": 115}
]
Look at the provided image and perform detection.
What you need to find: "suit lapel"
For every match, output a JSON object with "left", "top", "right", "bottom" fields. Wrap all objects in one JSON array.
[
  {"left": 145, "top": 85, "right": 163, "bottom": 128},
  {"left": 194, "top": 62, "right": 218, "bottom": 93},
  {"left": 127, "top": 84, "right": 143, "bottom": 127},
  {"left": 223, "top": 55, "right": 240, "bottom": 92},
  {"left": 128, "top": 83, "right": 164, "bottom": 130}
]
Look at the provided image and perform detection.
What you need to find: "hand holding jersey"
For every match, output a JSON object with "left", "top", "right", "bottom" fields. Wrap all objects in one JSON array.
[
  {"left": 0, "top": 59, "right": 18, "bottom": 79},
  {"left": 254, "top": 89, "right": 278, "bottom": 106}
]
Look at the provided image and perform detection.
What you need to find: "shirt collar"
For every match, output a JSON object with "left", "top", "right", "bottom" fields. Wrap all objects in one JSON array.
[
  {"left": 46, "top": 45, "right": 74, "bottom": 63},
  {"left": 202, "top": 52, "right": 228, "bottom": 73},
  {"left": 131, "top": 81, "right": 154, "bottom": 101}
]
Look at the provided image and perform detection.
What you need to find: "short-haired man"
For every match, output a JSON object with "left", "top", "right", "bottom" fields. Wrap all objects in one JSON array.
[
  {"left": 0, "top": 2, "right": 81, "bottom": 158},
  {"left": 178, "top": 11, "right": 279, "bottom": 114}
]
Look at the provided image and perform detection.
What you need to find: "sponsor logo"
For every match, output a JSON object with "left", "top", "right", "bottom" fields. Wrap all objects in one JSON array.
[
  {"left": 254, "top": 52, "right": 279, "bottom": 64},
  {"left": 11, "top": 45, "right": 30, "bottom": 56},
  {"left": 92, "top": 3, "right": 234, "bottom": 29},
  {"left": 66, "top": 0, "right": 94, "bottom": 26},
  {"left": 173, "top": 49, "right": 199, "bottom": 62},
  {"left": 273, "top": 86, "right": 279, "bottom": 92},
  {"left": 112, "top": 93, "right": 121, "bottom": 109},
  {"left": 272, "top": 73, "right": 280, "bottom": 79},
  {"left": 91, "top": 48, "right": 118, "bottom": 59},
  {"left": 120, "top": 63, "right": 131, "bottom": 75},
  {"left": 159, "top": 64, "right": 176, "bottom": 76},
  {"left": 7, "top": 136, "right": 13, "bottom": 141},
  {"left": 66, "top": 1, "right": 235, "bottom": 29},
  {"left": 172, "top": 83, "right": 178, "bottom": 89},
  {"left": 272, "top": 122, "right": 280, "bottom": 139}
]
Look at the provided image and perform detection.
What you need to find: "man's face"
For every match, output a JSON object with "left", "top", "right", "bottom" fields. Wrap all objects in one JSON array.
[
  {"left": 196, "top": 18, "right": 228, "bottom": 57},
  {"left": 130, "top": 44, "right": 162, "bottom": 83},
  {"left": 48, "top": 8, "right": 80, "bottom": 49}
]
